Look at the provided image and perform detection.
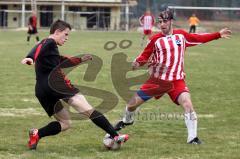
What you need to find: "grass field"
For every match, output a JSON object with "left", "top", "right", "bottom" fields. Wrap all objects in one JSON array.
[{"left": 0, "top": 30, "right": 239, "bottom": 159}]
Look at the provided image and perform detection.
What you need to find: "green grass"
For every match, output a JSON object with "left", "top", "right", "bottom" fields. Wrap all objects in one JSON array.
[{"left": 0, "top": 30, "right": 239, "bottom": 159}]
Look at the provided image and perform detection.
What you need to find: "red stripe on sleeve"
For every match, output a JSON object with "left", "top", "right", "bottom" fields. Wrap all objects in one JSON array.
[
  {"left": 33, "top": 40, "right": 47, "bottom": 61},
  {"left": 34, "top": 43, "right": 43, "bottom": 61}
]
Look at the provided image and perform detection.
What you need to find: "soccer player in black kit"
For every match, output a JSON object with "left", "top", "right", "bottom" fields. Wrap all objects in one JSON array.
[
  {"left": 21, "top": 20, "right": 129, "bottom": 150},
  {"left": 27, "top": 11, "right": 40, "bottom": 43}
]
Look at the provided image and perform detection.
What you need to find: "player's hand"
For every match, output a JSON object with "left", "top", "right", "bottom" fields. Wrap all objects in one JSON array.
[
  {"left": 132, "top": 61, "right": 140, "bottom": 70},
  {"left": 81, "top": 54, "right": 93, "bottom": 62},
  {"left": 21, "top": 58, "right": 34, "bottom": 65},
  {"left": 29, "top": 26, "right": 33, "bottom": 30},
  {"left": 219, "top": 28, "right": 232, "bottom": 39}
]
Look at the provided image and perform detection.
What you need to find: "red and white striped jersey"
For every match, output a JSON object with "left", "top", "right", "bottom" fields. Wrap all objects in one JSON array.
[
  {"left": 135, "top": 29, "right": 221, "bottom": 81},
  {"left": 139, "top": 14, "right": 155, "bottom": 30}
]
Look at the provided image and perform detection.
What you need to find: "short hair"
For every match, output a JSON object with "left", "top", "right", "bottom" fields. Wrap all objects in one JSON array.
[
  {"left": 50, "top": 20, "right": 71, "bottom": 34},
  {"left": 158, "top": 10, "right": 174, "bottom": 21}
]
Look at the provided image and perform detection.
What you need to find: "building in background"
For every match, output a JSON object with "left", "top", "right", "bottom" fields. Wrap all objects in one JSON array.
[
  {"left": 1, "top": 0, "right": 239, "bottom": 31},
  {"left": 0, "top": 0, "right": 137, "bottom": 30}
]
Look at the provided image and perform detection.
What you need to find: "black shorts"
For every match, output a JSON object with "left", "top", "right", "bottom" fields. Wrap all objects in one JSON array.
[
  {"left": 35, "top": 79, "right": 79, "bottom": 117},
  {"left": 28, "top": 27, "right": 38, "bottom": 34}
]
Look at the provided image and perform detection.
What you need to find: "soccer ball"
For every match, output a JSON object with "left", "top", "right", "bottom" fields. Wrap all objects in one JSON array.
[{"left": 103, "top": 134, "right": 121, "bottom": 150}]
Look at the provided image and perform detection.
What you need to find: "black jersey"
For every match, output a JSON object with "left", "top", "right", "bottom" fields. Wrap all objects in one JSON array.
[
  {"left": 27, "top": 38, "right": 60, "bottom": 79},
  {"left": 26, "top": 38, "right": 81, "bottom": 96}
]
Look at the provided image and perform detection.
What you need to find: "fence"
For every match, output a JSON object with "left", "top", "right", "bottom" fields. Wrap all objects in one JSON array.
[{"left": 0, "top": 6, "right": 240, "bottom": 31}]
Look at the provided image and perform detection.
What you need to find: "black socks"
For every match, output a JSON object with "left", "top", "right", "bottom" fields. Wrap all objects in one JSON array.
[
  {"left": 36, "top": 36, "right": 40, "bottom": 42},
  {"left": 37, "top": 111, "right": 118, "bottom": 139},
  {"left": 38, "top": 121, "right": 61, "bottom": 138},
  {"left": 90, "top": 110, "right": 118, "bottom": 138},
  {"left": 27, "top": 36, "right": 40, "bottom": 42},
  {"left": 27, "top": 36, "right": 30, "bottom": 42}
]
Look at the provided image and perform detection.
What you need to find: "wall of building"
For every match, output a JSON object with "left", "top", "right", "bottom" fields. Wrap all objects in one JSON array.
[
  {"left": 53, "top": 5, "right": 61, "bottom": 22},
  {"left": 1, "top": 1, "right": 126, "bottom": 30},
  {"left": 7, "top": 5, "right": 21, "bottom": 28},
  {"left": 65, "top": 6, "right": 87, "bottom": 30},
  {"left": 110, "top": 7, "right": 120, "bottom": 30}
]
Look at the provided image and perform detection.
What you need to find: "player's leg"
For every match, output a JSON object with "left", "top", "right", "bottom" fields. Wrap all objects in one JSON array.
[
  {"left": 35, "top": 34, "right": 40, "bottom": 42},
  {"left": 189, "top": 26, "right": 192, "bottom": 33},
  {"left": 169, "top": 80, "right": 201, "bottom": 144},
  {"left": 177, "top": 92, "right": 201, "bottom": 144},
  {"left": 114, "top": 91, "right": 149, "bottom": 131},
  {"left": 53, "top": 105, "right": 71, "bottom": 131},
  {"left": 193, "top": 25, "right": 196, "bottom": 33},
  {"left": 115, "top": 77, "right": 172, "bottom": 131},
  {"left": 141, "top": 29, "right": 150, "bottom": 46},
  {"left": 27, "top": 34, "right": 31, "bottom": 42},
  {"left": 141, "top": 34, "right": 146, "bottom": 46},
  {"left": 147, "top": 34, "right": 151, "bottom": 40},
  {"left": 34, "top": 28, "right": 40, "bottom": 42},
  {"left": 27, "top": 27, "right": 33, "bottom": 42},
  {"left": 37, "top": 107, "right": 70, "bottom": 139},
  {"left": 68, "top": 94, "right": 129, "bottom": 142},
  {"left": 124, "top": 92, "right": 146, "bottom": 120},
  {"left": 28, "top": 99, "right": 67, "bottom": 150}
]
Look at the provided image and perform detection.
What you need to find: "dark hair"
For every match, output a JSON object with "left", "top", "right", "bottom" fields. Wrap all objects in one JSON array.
[
  {"left": 158, "top": 10, "right": 174, "bottom": 20},
  {"left": 50, "top": 19, "right": 71, "bottom": 34}
]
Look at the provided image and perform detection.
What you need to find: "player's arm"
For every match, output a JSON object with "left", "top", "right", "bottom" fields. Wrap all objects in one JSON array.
[
  {"left": 152, "top": 15, "right": 155, "bottom": 25},
  {"left": 197, "top": 17, "right": 200, "bottom": 23},
  {"left": 21, "top": 58, "right": 34, "bottom": 65},
  {"left": 28, "top": 17, "right": 33, "bottom": 30},
  {"left": 60, "top": 54, "right": 92, "bottom": 68},
  {"left": 139, "top": 15, "right": 144, "bottom": 26},
  {"left": 21, "top": 44, "right": 39, "bottom": 65},
  {"left": 21, "top": 39, "right": 51, "bottom": 65},
  {"left": 219, "top": 28, "right": 232, "bottom": 39},
  {"left": 28, "top": 25, "right": 33, "bottom": 30},
  {"left": 183, "top": 28, "right": 231, "bottom": 47},
  {"left": 132, "top": 37, "right": 156, "bottom": 70}
]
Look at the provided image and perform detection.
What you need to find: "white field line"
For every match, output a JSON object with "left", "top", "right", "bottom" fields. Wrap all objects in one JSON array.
[
  {"left": 198, "top": 114, "right": 215, "bottom": 118},
  {"left": 0, "top": 108, "right": 44, "bottom": 117},
  {"left": 21, "top": 98, "right": 38, "bottom": 103}
]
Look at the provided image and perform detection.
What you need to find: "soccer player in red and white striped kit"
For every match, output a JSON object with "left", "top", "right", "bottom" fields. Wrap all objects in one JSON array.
[
  {"left": 139, "top": 10, "right": 155, "bottom": 46},
  {"left": 114, "top": 10, "right": 231, "bottom": 144}
]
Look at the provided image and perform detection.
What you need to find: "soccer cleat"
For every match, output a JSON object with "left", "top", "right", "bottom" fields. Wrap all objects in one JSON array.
[
  {"left": 28, "top": 128, "right": 40, "bottom": 150},
  {"left": 188, "top": 137, "right": 202, "bottom": 145},
  {"left": 114, "top": 134, "right": 129, "bottom": 144},
  {"left": 114, "top": 120, "right": 134, "bottom": 131}
]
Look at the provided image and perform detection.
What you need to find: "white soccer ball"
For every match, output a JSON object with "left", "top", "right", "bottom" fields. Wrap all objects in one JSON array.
[{"left": 103, "top": 134, "right": 121, "bottom": 150}]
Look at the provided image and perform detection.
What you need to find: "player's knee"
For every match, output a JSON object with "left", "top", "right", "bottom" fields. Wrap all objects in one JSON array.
[
  {"left": 181, "top": 99, "right": 193, "bottom": 112},
  {"left": 68, "top": 94, "right": 80, "bottom": 103},
  {"left": 60, "top": 120, "right": 72, "bottom": 131},
  {"left": 73, "top": 94, "right": 86, "bottom": 101}
]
